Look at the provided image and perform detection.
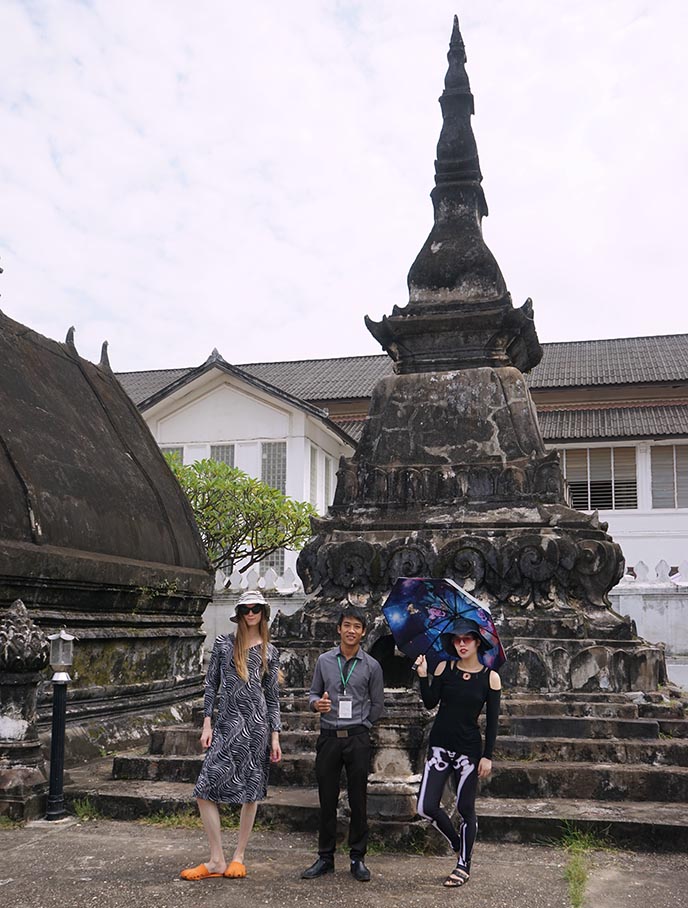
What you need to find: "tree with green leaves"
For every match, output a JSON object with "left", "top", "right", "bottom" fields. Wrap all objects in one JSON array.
[{"left": 165, "top": 456, "right": 315, "bottom": 574}]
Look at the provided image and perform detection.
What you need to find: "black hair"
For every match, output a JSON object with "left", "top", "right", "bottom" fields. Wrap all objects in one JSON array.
[{"left": 336, "top": 605, "right": 367, "bottom": 630}]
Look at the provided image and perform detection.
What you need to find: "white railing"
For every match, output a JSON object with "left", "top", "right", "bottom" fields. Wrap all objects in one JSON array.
[
  {"left": 214, "top": 567, "right": 303, "bottom": 595},
  {"left": 610, "top": 560, "right": 688, "bottom": 656},
  {"left": 618, "top": 560, "right": 688, "bottom": 586}
]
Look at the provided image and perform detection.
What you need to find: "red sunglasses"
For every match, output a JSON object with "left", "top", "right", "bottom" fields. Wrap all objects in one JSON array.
[{"left": 238, "top": 604, "right": 264, "bottom": 615}]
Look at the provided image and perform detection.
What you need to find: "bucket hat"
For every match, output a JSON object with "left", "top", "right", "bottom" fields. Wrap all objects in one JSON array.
[
  {"left": 440, "top": 617, "right": 489, "bottom": 654},
  {"left": 231, "top": 589, "right": 270, "bottom": 623}
]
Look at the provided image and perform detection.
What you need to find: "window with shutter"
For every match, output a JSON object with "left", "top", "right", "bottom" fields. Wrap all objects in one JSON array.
[
  {"left": 612, "top": 447, "right": 638, "bottom": 509},
  {"left": 652, "top": 445, "right": 688, "bottom": 509},
  {"left": 564, "top": 449, "right": 589, "bottom": 510},
  {"left": 563, "top": 447, "right": 637, "bottom": 511}
]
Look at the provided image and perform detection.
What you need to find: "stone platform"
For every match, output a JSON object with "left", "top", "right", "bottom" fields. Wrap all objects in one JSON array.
[{"left": 63, "top": 684, "right": 688, "bottom": 852}]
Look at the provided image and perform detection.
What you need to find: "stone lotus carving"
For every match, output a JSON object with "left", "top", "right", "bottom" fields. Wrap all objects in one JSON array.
[
  {"left": 0, "top": 600, "right": 50, "bottom": 673},
  {"left": 297, "top": 530, "right": 624, "bottom": 610}
]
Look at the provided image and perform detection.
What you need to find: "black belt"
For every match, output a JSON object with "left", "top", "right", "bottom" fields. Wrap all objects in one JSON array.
[{"left": 319, "top": 725, "right": 368, "bottom": 738}]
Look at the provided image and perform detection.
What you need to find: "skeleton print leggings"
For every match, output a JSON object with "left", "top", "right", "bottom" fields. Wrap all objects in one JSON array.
[{"left": 417, "top": 747, "right": 478, "bottom": 869}]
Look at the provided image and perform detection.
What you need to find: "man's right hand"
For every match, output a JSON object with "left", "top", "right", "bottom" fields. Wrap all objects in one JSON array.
[{"left": 314, "top": 691, "right": 332, "bottom": 713}]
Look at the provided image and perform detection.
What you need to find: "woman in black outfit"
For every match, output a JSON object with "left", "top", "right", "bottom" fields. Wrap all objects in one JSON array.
[{"left": 414, "top": 617, "right": 501, "bottom": 888}]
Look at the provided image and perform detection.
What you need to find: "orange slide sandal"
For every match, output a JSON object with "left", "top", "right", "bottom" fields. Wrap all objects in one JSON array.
[
  {"left": 224, "top": 861, "right": 247, "bottom": 878},
  {"left": 180, "top": 863, "right": 224, "bottom": 880}
]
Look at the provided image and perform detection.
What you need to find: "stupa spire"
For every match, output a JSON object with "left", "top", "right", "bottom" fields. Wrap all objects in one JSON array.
[
  {"left": 435, "top": 14, "right": 482, "bottom": 186},
  {"left": 365, "top": 15, "right": 541, "bottom": 376}
]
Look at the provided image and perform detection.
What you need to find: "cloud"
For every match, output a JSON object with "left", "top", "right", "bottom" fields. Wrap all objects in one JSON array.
[{"left": 0, "top": 0, "right": 686, "bottom": 371}]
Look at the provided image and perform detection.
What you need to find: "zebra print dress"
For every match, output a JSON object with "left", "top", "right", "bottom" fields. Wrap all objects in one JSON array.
[{"left": 193, "top": 634, "right": 281, "bottom": 804}]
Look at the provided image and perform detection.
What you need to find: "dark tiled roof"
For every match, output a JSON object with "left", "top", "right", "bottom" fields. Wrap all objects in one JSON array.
[
  {"left": 117, "top": 368, "right": 192, "bottom": 405},
  {"left": 527, "top": 335, "right": 688, "bottom": 389},
  {"left": 116, "top": 335, "right": 688, "bottom": 407},
  {"left": 539, "top": 405, "right": 688, "bottom": 441},
  {"left": 241, "top": 355, "right": 393, "bottom": 400},
  {"left": 332, "top": 418, "right": 368, "bottom": 443}
]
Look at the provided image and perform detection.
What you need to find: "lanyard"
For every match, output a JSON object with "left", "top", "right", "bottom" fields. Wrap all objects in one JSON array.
[{"left": 337, "top": 655, "right": 357, "bottom": 694}]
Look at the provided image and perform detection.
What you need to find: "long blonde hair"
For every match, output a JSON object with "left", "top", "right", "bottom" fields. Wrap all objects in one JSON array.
[{"left": 233, "top": 611, "right": 270, "bottom": 682}]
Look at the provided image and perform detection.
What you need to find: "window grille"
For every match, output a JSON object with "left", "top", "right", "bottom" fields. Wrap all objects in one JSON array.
[
  {"left": 562, "top": 447, "right": 637, "bottom": 511},
  {"left": 261, "top": 548, "right": 285, "bottom": 575},
  {"left": 261, "top": 441, "right": 287, "bottom": 494},
  {"left": 310, "top": 444, "right": 318, "bottom": 506},
  {"left": 210, "top": 444, "right": 235, "bottom": 467},
  {"left": 651, "top": 444, "right": 688, "bottom": 509},
  {"left": 160, "top": 445, "right": 184, "bottom": 462}
]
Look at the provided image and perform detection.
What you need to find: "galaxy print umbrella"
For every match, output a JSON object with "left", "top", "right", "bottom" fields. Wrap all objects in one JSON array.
[{"left": 382, "top": 577, "right": 506, "bottom": 673}]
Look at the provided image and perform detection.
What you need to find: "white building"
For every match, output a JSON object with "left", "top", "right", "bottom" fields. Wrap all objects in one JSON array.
[{"left": 120, "top": 349, "right": 355, "bottom": 577}]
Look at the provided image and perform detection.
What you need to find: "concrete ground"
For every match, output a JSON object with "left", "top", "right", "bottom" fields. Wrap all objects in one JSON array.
[{"left": 2, "top": 818, "right": 687, "bottom": 908}]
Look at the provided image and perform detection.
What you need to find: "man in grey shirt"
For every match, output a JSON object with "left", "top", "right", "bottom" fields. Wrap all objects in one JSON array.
[{"left": 301, "top": 605, "right": 385, "bottom": 882}]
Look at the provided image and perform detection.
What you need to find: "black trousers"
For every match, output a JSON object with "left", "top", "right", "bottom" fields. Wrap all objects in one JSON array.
[
  {"left": 417, "top": 747, "right": 479, "bottom": 870},
  {"left": 315, "top": 730, "right": 371, "bottom": 860}
]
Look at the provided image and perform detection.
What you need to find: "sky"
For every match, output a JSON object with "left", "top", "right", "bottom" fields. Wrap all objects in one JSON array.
[{"left": 1, "top": 0, "right": 687, "bottom": 372}]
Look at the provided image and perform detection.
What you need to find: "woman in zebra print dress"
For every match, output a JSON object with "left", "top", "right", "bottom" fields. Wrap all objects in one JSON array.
[{"left": 181, "top": 590, "right": 282, "bottom": 881}]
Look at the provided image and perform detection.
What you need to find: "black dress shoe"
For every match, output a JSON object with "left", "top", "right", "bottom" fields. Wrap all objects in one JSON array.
[
  {"left": 301, "top": 857, "right": 335, "bottom": 879},
  {"left": 350, "top": 859, "right": 371, "bottom": 882}
]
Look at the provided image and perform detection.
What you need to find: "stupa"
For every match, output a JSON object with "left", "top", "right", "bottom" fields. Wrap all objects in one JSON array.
[{"left": 274, "top": 17, "right": 665, "bottom": 696}]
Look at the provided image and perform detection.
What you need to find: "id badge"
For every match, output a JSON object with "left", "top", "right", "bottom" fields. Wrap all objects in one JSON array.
[{"left": 338, "top": 696, "right": 353, "bottom": 720}]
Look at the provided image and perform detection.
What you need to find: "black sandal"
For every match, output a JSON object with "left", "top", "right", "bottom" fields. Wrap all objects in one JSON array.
[{"left": 443, "top": 864, "right": 470, "bottom": 888}]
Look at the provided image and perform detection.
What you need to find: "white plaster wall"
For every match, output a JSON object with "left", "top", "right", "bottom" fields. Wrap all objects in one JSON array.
[
  {"left": 610, "top": 585, "right": 688, "bottom": 655},
  {"left": 156, "top": 382, "right": 290, "bottom": 444},
  {"left": 602, "top": 510, "right": 688, "bottom": 568}
]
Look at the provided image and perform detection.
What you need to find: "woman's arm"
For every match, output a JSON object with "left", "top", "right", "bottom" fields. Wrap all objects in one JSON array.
[
  {"left": 199, "top": 637, "right": 223, "bottom": 748},
  {"left": 263, "top": 646, "right": 282, "bottom": 734},
  {"left": 417, "top": 658, "right": 446, "bottom": 710},
  {"left": 202, "top": 636, "right": 223, "bottom": 720},
  {"left": 479, "top": 669, "right": 502, "bottom": 777}
]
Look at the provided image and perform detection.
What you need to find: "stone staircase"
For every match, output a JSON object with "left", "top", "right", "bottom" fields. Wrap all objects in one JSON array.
[{"left": 64, "top": 686, "right": 688, "bottom": 851}]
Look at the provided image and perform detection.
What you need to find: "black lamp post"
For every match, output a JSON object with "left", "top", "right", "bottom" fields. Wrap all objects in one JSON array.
[{"left": 45, "top": 629, "right": 75, "bottom": 821}]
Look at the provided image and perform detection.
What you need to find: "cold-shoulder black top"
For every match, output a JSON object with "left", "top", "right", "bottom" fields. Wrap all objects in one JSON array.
[{"left": 420, "top": 663, "right": 501, "bottom": 763}]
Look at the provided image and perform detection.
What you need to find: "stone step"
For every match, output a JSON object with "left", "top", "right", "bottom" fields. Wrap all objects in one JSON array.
[
  {"left": 638, "top": 701, "right": 686, "bottom": 719},
  {"left": 63, "top": 761, "right": 688, "bottom": 851},
  {"left": 502, "top": 700, "right": 640, "bottom": 719},
  {"left": 149, "top": 725, "right": 202, "bottom": 756},
  {"left": 113, "top": 753, "right": 203, "bottom": 784},
  {"left": 483, "top": 760, "right": 688, "bottom": 802},
  {"left": 508, "top": 716, "right": 659, "bottom": 740},
  {"left": 112, "top": 751, "right": 318, "bottom": 786},
  {"left": 659, "top": 719, "right": 688, "bottom": 737},
  {"left": 148, "top": 724, "right": 318, "bottom": 756},
  {"left": 494, "top": 736, "right": 688, "bottom": 766}
]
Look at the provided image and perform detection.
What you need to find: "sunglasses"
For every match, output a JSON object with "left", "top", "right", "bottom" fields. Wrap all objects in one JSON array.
[
  {"left": 453, "top": 635, "right": 478, "bottom": 645},
  {"left": 238, "top": 604, "right": 264, "bottom": 615}
]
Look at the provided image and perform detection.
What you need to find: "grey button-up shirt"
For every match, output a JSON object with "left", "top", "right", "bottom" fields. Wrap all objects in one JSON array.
[{"left": 308, "top": 645, "right": 385, "bottom": 730}]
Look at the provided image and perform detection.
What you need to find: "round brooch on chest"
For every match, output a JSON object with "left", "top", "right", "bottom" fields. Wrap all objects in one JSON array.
[{"left": 462, "top": 672, "right": 472, "bottom": 681}]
